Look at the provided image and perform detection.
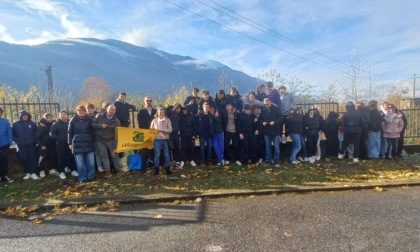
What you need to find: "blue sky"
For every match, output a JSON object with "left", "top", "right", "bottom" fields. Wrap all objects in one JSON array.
[{"left": 1, "top": 0, "right": 419, "bottom": 98}]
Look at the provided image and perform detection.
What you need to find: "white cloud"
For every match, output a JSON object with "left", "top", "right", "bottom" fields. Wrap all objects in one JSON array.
[{"left": 120, "top": 28, "right": 150, "bottom": 47}]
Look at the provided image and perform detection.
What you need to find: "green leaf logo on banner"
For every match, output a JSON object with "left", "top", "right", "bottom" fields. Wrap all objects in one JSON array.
[{"left": 132, "top": 131, "right": 145, "bottom": 142}]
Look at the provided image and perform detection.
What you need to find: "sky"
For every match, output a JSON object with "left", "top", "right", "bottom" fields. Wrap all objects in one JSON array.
[{"left": 0, "top": 0, "right": 419, "bottom": 99}]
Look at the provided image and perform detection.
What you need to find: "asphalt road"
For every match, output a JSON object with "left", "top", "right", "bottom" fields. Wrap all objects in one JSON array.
[{"left": 0, "top": 187, "right": 420, "bottom": 252}]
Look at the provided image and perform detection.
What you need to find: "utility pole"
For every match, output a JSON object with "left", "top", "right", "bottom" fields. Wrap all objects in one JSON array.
[
  {"left": 411, "top": 74, "right": 420, "bottom": 108},
  {"left": 45, "top": 66, "right": 54, "bottom": 102}
]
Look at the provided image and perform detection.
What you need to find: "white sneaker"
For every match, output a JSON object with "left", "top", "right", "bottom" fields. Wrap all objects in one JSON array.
[
  {"left": 297, "top": 156, "right": 304, "bottom": 162},
  {"left": 30, "top": 173, "right": 39, "bottom": 180},
  {"left": 291, "top": 160, "right": 300, "bottom": 164},
  {"left": 235, "top": 160, "right": 242, "bottom": 166},
  {"left": 258, "top": 158, "right": 263, "bottom": 164},
  {"left": 39, "top": 171, "right": 46, "bottom": 178},
  {"left": 179, "top": 161, "right": 185, "bottom": 169},
  {"left": 49, "top": 169, "right": 58, "bottom": 175},
  {"left": 190, "top": 160, "right": 197, "bottom": 167},
  {"left": 353, "top": 158, "right": 360, "bottom": 163},
  {"left": 337, "top": 154, "right": 344, "bottom": 159},
  {"left": 309, "top": 157, "right": 315, "bottom": 164},
  {"left": 97, "top": 167, "right": 104, "bottom": 173},
  {"left": 59, "top": 172, "right": 67, "bottom": 180},
  {"left": 304, "top": 157, "right": 309, "bottom": 162},
  {"left": 225, "top": 161, "right": 230, "bottom": 165},
  {"left": 71, "top": 170, "right": 79, "bottom": 177},
  {"left": 217, "top": 161, "right": 222, "bottom": 166},
  {"left": 64, "top": 167, "right": 71, "bottom": 173},
  {"left": 23, "top": 173, "right": 31, "bottom": 180},
  {"left": 315, "top": 155, "right": 321, "bottom": 161}
]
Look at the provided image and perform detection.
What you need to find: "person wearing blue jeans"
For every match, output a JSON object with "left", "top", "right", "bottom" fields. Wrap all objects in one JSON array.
[
  {"left": 285, "top": 108, "right": 303, "bottom": 164},
  {"left": 209, "top": 105, "right": 224, "bottom": 166},
  {"left": 150, "top": 108, "right": 173, "bottom": 175},
  {"left": 260, "top": 98, "right": 283, "bottom": 166},
  {"left": 68, "top": 105, "right": 96, "bottom": 182}
]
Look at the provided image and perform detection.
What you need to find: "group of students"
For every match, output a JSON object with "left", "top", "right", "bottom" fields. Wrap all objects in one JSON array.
[{"left": 0, "top": 85, "right": 407, "bottom": 183}]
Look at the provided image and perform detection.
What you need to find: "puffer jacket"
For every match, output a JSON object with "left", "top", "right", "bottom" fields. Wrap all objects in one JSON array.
[
  {"left": 260, "top": 104, "right": 283, "bottom": 136},
  {"left": 382, "top": 114, "right": 404, "bottom": 138},
  {"left": 150, "top": 117, "right": 172, "bottom": 140},
  {"left": 180, "top": 108, "right": 196, "bottom": 136},
  {"left": 342, "top": 102, "right": 364, "bottom": 133},
  {"left": 50, "top": 119, "right": 69, "bottom": 145},
  {"left": 0, "top": 117, "right": 13, "bottom": 147},
  {"left": 68, "top": 114, "right": 95, "bottom": 154},
  {"left": 286, "top": 114, "right": 303, "bottom": 135},
  {"left": 36, "top": 118, "right": 55, "bottom": 147},
  {"left": 12, "top": 110, "right": 37, "bottom": 146},
  {"left": 303, "top": 115, "right": 320, "bottom": 136},
  {"left": 91, "top": 112, "right": 121, "bottom": 142}
]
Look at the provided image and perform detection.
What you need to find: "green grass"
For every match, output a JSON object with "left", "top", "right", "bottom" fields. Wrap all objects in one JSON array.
[{"left": 1, "top": 156, "right": 420, "bottom": 203}]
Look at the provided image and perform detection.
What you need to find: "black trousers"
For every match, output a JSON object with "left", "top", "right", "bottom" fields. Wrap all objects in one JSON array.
[
  {"left": 56, "top": 143, "right": 76, "bottom": 173},
  {"left": 180, "top": 134, "right": 195, "bottom": 162},
  {"left": 38, "top": 143, "right": 57, "bottom": 173},
  {"left": 339, "top": 133, "right": 361, "bottom": 158},
  {"left": 224, "top": 131, "right": 240, "bottom": 161},
  {"left": 306, "top": 134, "right": 319, "bottom": 157},
  {"left": 386, "top": 138, "right": 398, "bottom": 157},
  {"left": 170, "top": 133, "right": 181, "bottom": 162},
  {"left": 0, "top": 145, "right": 10, "bottom": 178},
  {"left": 240, "top": 133, "right": 257, "bottom": 164},
  {"left": 325, "top": 132, "right": 339, "bottom": 157}
]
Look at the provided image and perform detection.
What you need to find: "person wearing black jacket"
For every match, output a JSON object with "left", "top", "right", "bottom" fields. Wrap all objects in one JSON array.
[
  {"left": 238, "top": 104, "right": 258, "bottom": 165},
  {"left": 36, "top": 113, "right": 57, "bottom": 178},
  {"left": 338, "top": 101, "right": 365, "bottom": 163},
  {"left": 356, "top": 102, "right": 371, "bottom": 159},
  {"left": 198, "top": 90, "right": 215, "bottom": 114},
  {"left": 50, "top": 111, "right": 76, "bottom": 179},
  {"left": 366, "top": 100, "right": 383, "bottom": 159},
  {"left": 114, "top": 92, "right": 136, "bottom": 127},
  {"left": 286, "top": 108, "right": 303, "bottom": 164},
  {"left": 226, "top": 86, "right": 243, "bottom": 113},
  {"left": 196, "top": 102, "right": 214, "bottom": 165},
  {"left": 260, "top": 98, "right": 283, "bottom": 166},
  {"left": 68, "top": 105, "right": 95, "bottom": 182},
  {"left": 303, "top": 109, "right": 320, "bottom": 163},
  {"left": 180, "top": 106, "right": 197, "bottom": 167},
  {"left": 137, "top": 96, "right": 157, "bottom": 169},
  {"left": 12, "top": 110, "right": 38, "bottom": 180},
  {"left": 169, "top": 103, "right": 183, "bottom": 168},
  {"left": 183, "top": 87, "right": 200, "bottom": 115},
  {"left": 323, "top": 111, "right": 340, "bottom": 158}
]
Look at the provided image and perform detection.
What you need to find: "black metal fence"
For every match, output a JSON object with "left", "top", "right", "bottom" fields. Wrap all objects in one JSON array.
[{"left": 0, "top": 98, "right": 60, "bottom": 124}]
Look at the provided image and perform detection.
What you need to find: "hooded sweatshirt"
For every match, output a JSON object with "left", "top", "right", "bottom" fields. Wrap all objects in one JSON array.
[
  {"left": 12, "top": 110, "right": 37, "bottom": 146},
  {"left": 342, "top": 102, "right": 364, "bottom": 134}
]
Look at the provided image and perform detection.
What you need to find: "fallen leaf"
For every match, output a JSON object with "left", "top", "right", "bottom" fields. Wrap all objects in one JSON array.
[
  {"left": 31, "top": 219, "right": 43, "bottom": 225},
  {"left": 173, "top": 200, "right": 180, "bottom": 205},
  {"left": 374, "top": 186, "right": 383, "bottom": 192},
  {"left": 284, "top": 232, "right": 293, "bottom": 237},
  {"left": 154, "top": 214, "right": 163, "bottom": 219},
  {"left": 195, "top": 197, "right": 203, "bottom": 203}
]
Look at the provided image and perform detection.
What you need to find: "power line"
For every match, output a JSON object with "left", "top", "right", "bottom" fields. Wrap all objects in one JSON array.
[
  {"left": 201, "top": 0, "right": 352, "bottom": 68},
  {"left": 162, "top": 0, "right": 340, "bottom": 72}
]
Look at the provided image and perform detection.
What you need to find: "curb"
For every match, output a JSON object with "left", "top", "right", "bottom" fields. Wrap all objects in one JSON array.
[{"left": 1, "top": 179, "right": 420, "bottom": 212}]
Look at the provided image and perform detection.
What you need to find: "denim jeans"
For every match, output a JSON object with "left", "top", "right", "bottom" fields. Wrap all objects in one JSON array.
[
  {"left": 264, "top": 135, "right": 280, "bottom": 163},
  {"left": 199, "top": 136, "right": 213, "bottom": 161},
  {"left": 298, "top": 134, "right": 307, "bottom": 158},
  {"left": 74, "top": 152, "right": 95, "bottom": 181},
  {"left": 380, "top": 134, "right": 387, "bottom": 157},
  {"left": 367, "top": 131, "right": 381, "bottom": 158},
  {"left": 153, "top": 139, "right": 170, "bottom": 167},
  {"left": 289, "top": 133, "right": 301, "bottom": 162},
  {"left": 212, "top": 132, "right": 224, "bottom": 162}
]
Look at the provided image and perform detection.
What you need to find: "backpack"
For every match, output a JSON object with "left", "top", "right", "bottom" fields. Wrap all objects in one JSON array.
[{"left": 128, "top": 153, "right": 142, "bottom": 171}]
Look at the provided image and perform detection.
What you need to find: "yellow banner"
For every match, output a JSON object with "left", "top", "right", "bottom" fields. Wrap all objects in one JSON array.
[{"left": 115, "top": 127, "right": 157, "bottom": 153}]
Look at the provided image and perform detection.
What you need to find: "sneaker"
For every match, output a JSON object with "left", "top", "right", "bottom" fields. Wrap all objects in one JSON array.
[
  {"left": 315, "top": 155, "right": 321, "bottom": 161},
  {"left": 274, "top": 163, "right": 280, "bottom": 167},
  {"left": 353, "top": 158, "right": 360, "bottom": 163},
  {"left": 50, "top": 169, "right": 58, "bottom": 175},
  {"left": 59, "top": 172, "right": 66, "bottom": 180},
  {"left": 179, "top": 161, "right": 185, "bottom": 169},
  {"left": 309, "top": 157, "right": 315, "bottom": 164},
  {"left": 258, "top": 158, "right": 263, "bottom": 164},
  {"left": 30, "top": 173, "right": 39, "bottom": 180},
  {"left": 23, "top": 173, "right": 31, "bottom": 180},
  {"left": 291, "top": 160, "right": 300, "bottom": 164},
  {"left": 337, "top": 154, "right": 344, "bottom": 160},
  {"left": 304, "top": 157, "right": 309, "bottom": 162},
  {"left": 190, "top": 160, "right": 197, "bottom": 167},
  {"left": 217, "top": 161, "right": 222, "bottom": 166},
  {"left": 39, "top": 171, "right": 46, "bottom": 178},
  {"left": 71, "top": 170, "right": 79, "bottom": 177},
  {"left": 225, "top": 161, "right": 230, "bottom": 165},
  {"left": 97, "top": 167, "right": 104, "bottom": 173},
  {"left": 297, "top": 156, "right": 304, "bottom": 162},
  {"left": 235, "top": 160, "right": 242, "bottom": 166},
  {"left": 105, "top": 171, "right": 112, "bottom": 178},
  {"left": 64, "top": 167, "right": 71, "bottom": 173},
  {"left": 2, "top": 176, "right": 14, "bottom": 183}
]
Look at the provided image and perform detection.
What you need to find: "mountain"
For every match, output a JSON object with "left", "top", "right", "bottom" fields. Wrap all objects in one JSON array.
[{"left": 0, "top": 38, "right": 259, "bottom": 95}]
